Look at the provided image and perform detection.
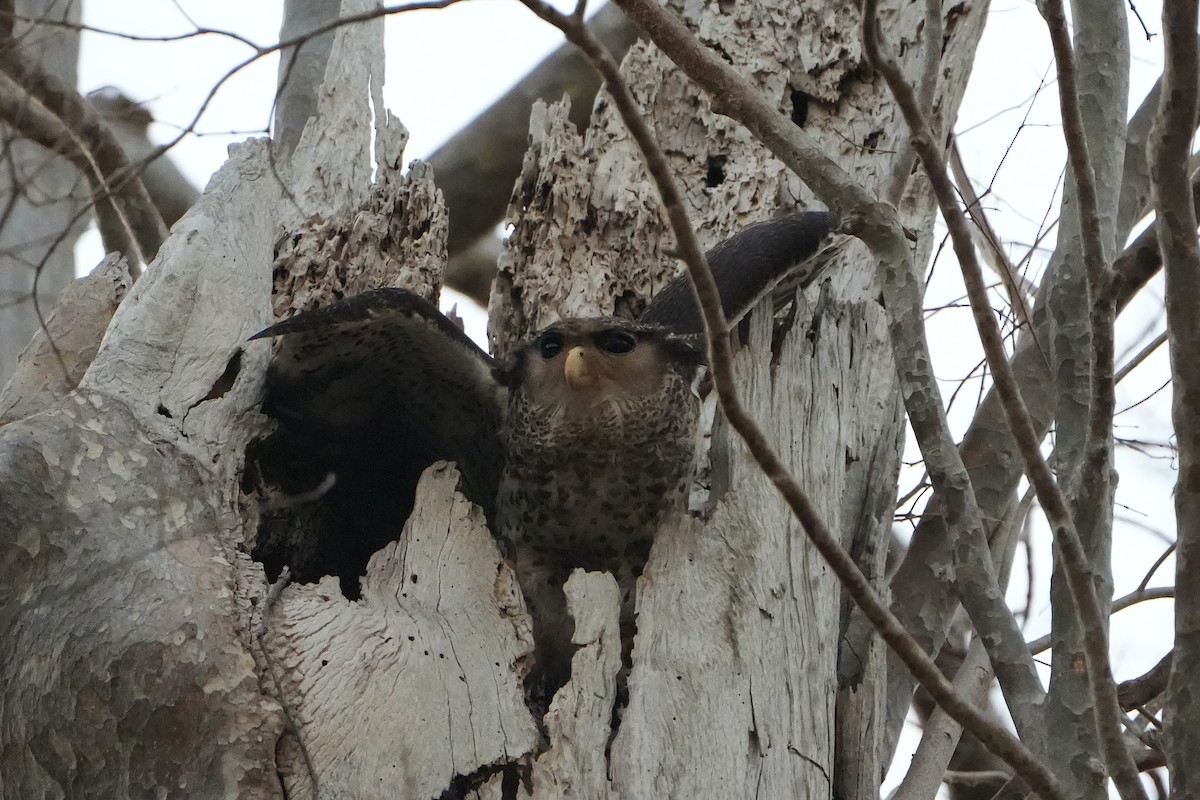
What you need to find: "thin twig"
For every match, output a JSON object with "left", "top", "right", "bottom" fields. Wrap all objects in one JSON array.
[
  {"left": 1136, "top": 542, "right": 1175, "bottom": 594},
  {"left": 0, "top": 73, "right": 138, "bottom": 264},
  {"left": 0, "top": 45, "right": 165, "bottom": 267},
  {"left": 1115, "top": 331, "right": 1167, "bottom": 384},
  {"left": 949, "top": 139, "right": 1036, "bottom": 329}
]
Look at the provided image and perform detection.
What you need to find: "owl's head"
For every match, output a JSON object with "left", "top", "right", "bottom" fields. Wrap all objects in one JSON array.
[{"left": 505, "top": 319, "right": 703, "bottom": 411}]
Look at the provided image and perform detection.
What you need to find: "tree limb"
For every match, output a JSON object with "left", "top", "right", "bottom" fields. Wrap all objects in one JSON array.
[
  {"left": 1151, "top": 0, "right": 1200, "bottom": 789},
  {"left": 0, "top": 40, "right": 166, "bottom": 266},
  {"left": 861, "top": 0, "right": 1145, "bottom": 793},
  {"left": 429, "top": 3, "right": 639, "bottom": 303},
  {"left": 525, "top": 2, "right": 1068, "bottom": 796}
]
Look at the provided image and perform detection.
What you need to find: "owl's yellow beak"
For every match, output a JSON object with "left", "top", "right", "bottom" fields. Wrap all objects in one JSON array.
[{"left": 564, "top": 346, "right": 594, "bottom": 388}]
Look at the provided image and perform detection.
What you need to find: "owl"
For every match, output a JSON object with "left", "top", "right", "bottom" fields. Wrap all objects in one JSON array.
[{"left": 251, "top": 210, "right": 838, "bottom": 699}]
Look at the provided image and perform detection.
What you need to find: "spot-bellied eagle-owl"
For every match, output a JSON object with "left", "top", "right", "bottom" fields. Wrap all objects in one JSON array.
[{"left": 253, "top": 210, "right": 839, "bottom": 698}]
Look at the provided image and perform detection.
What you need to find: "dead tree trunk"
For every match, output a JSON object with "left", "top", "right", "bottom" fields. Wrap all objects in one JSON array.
[{"left": 0, "top": 0, "right": 990, "bottom": 797}]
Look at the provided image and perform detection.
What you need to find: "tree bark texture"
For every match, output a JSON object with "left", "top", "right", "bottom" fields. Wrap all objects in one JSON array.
[
  {"left": 0, "top": 1, "right": 409, "bottom": 797},
  {"left": 0, "top": 0, "right": 992, "bottom": 797},
  {"left": 487, "top": 0, "right": 984, "bottom": 795}
]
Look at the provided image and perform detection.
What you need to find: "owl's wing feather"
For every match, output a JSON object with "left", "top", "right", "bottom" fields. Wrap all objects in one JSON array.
[
  {"left": 252, "top": 288, "right": 505, "bottom": 510},
  {"left": 639, "top": 210, "right": 840, "bottom": 335}
]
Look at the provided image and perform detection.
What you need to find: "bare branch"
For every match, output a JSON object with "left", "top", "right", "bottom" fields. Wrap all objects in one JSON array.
[
  {"left": 524, "top": 2, "right": 1068, "bottom": 796},
  {"left": 892, "top": 490, "right": 1033, "bottom": 800},
  {"left": 949, "top": 139, "right": 1035, "bottom": 329},
  {"left": 613, "top": 0, "right": 1059, "bottom": 755},
  {"left": 1034, "top": 2, "right": 1129, "bottom": 796},
  {"left": 1115, "top": 331, "right": 1167, "bottom": 384},
  {"left": 943, "top": 769, "right": 1017, "bottom": 787},
  {"left": 863, "top": 0, "right": 1054, "bottom": 745},
  {"left": 877, "top": 29, "right": 1190, "bottom": 774},
  {"left": 1135, "top": 541, "right": 1175, "bottom": 593},
  {"left": 1036, "top": 0, "right": 1108, "bottom": 289},
  {"left": 0, "top": 39, "right": 166, "bottom": 266},
  {"left": 88, "top": 88, "right": 199, "bottom": 228},
  {"left": 1151, "top": 0, "right": 1200, "bottom": 788},
  {"left": 1118, "top": 651, "right": 1172, "bottom": 712},
  {"left": 1025, "top": 588, "right": 1175, "bottom": 655},
  {"left": 0, "top": 72, "right": 137, "bottom": 264},
  {"left": 861, "top": 0, "right": 1145, "bottom": 794}
]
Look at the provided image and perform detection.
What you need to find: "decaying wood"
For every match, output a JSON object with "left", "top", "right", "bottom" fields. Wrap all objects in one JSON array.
[
  {"left": 519, "top": 571, "right": 624, "bottom": 799},
  {"left": 484, "top": 0, "right": 963, "bottom": 789},
  {"left": 0, "top": 131, "right": 286, "bottom": 798},
  {"left": 0, "top": 3, "right": 525, "bottom": 796},
  {"left": 268, "top": 160, "right": 448, "bottom": 317},
  {"left": 430, "top": 2, "right": 641, "bottom": 304},
  {"left": 260, "top": 463, "right": 537, "bottom": 799}
]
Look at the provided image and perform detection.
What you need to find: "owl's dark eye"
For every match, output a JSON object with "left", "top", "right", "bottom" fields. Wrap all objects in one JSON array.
[
  {"left": 539, "top": 332, "right": 565, "bottom": 359},
  {"left": 595, "top": 329, "right": 637, "bottom": 355}
]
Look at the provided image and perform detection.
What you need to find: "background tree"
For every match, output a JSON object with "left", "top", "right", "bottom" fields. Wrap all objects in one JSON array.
[{"left": 0, "top": 1, "right": 1186, "bottom": 799}]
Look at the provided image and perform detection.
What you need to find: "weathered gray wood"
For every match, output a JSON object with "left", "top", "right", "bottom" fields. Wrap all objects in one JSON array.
[
  {"left": 0, "top": 130, "right": 287, "bottom": 800},
  {"left": 1043, "top": 3, "right": 1129, "bottom": 797},
  {"left": 483, "top": 0, "right": 977, "bottom": 789},
  {"left": 261, "top": 463, "right": 537, "bottom": 800},
  {"left": 0, "top": 2, "right": 465, "bottom": 798},
  {"left": 0, "top": 390, "right": 285, "bottom": 799},
  {"left": 0, "top": 253, "right": 130, "bottom": 425},
  {"left": 1, "top": 0, "right": 995, "bottom": 794},
  {"left": 520, "top": 571, "right": 624, "bottom": 800},
  {"left": 275, "top": 0, "right": 343, "bottom": 159}
]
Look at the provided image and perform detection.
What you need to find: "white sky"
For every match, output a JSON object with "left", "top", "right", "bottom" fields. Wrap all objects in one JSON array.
[{"left": 73, "top": 1, "right": 1175, "bottom": 794}]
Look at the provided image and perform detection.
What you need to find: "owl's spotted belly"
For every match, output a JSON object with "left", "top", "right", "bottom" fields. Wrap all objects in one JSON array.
[
  {"left": 498, "top": 445, "right": 690, "bottom": 576},
  {"left": 497, "top": 387, "right": 700, "bottom": 579}
]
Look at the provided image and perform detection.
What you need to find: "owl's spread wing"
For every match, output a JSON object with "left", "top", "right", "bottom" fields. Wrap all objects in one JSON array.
[
  {"left": 639, "top": 210, "right": 840, "bottom": 335},
  {"left": 251, "top": 288, "right": 505, "bottom": 511}
]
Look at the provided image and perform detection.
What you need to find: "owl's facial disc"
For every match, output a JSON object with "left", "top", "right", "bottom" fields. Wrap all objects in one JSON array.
[{"left": 518, "top": 320, "right": 678, "bottom": 411}]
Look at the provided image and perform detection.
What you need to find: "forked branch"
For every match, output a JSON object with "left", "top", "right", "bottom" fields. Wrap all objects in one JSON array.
[{"left": 861, "top": 1, "right": 1147, "bottom": 796}]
